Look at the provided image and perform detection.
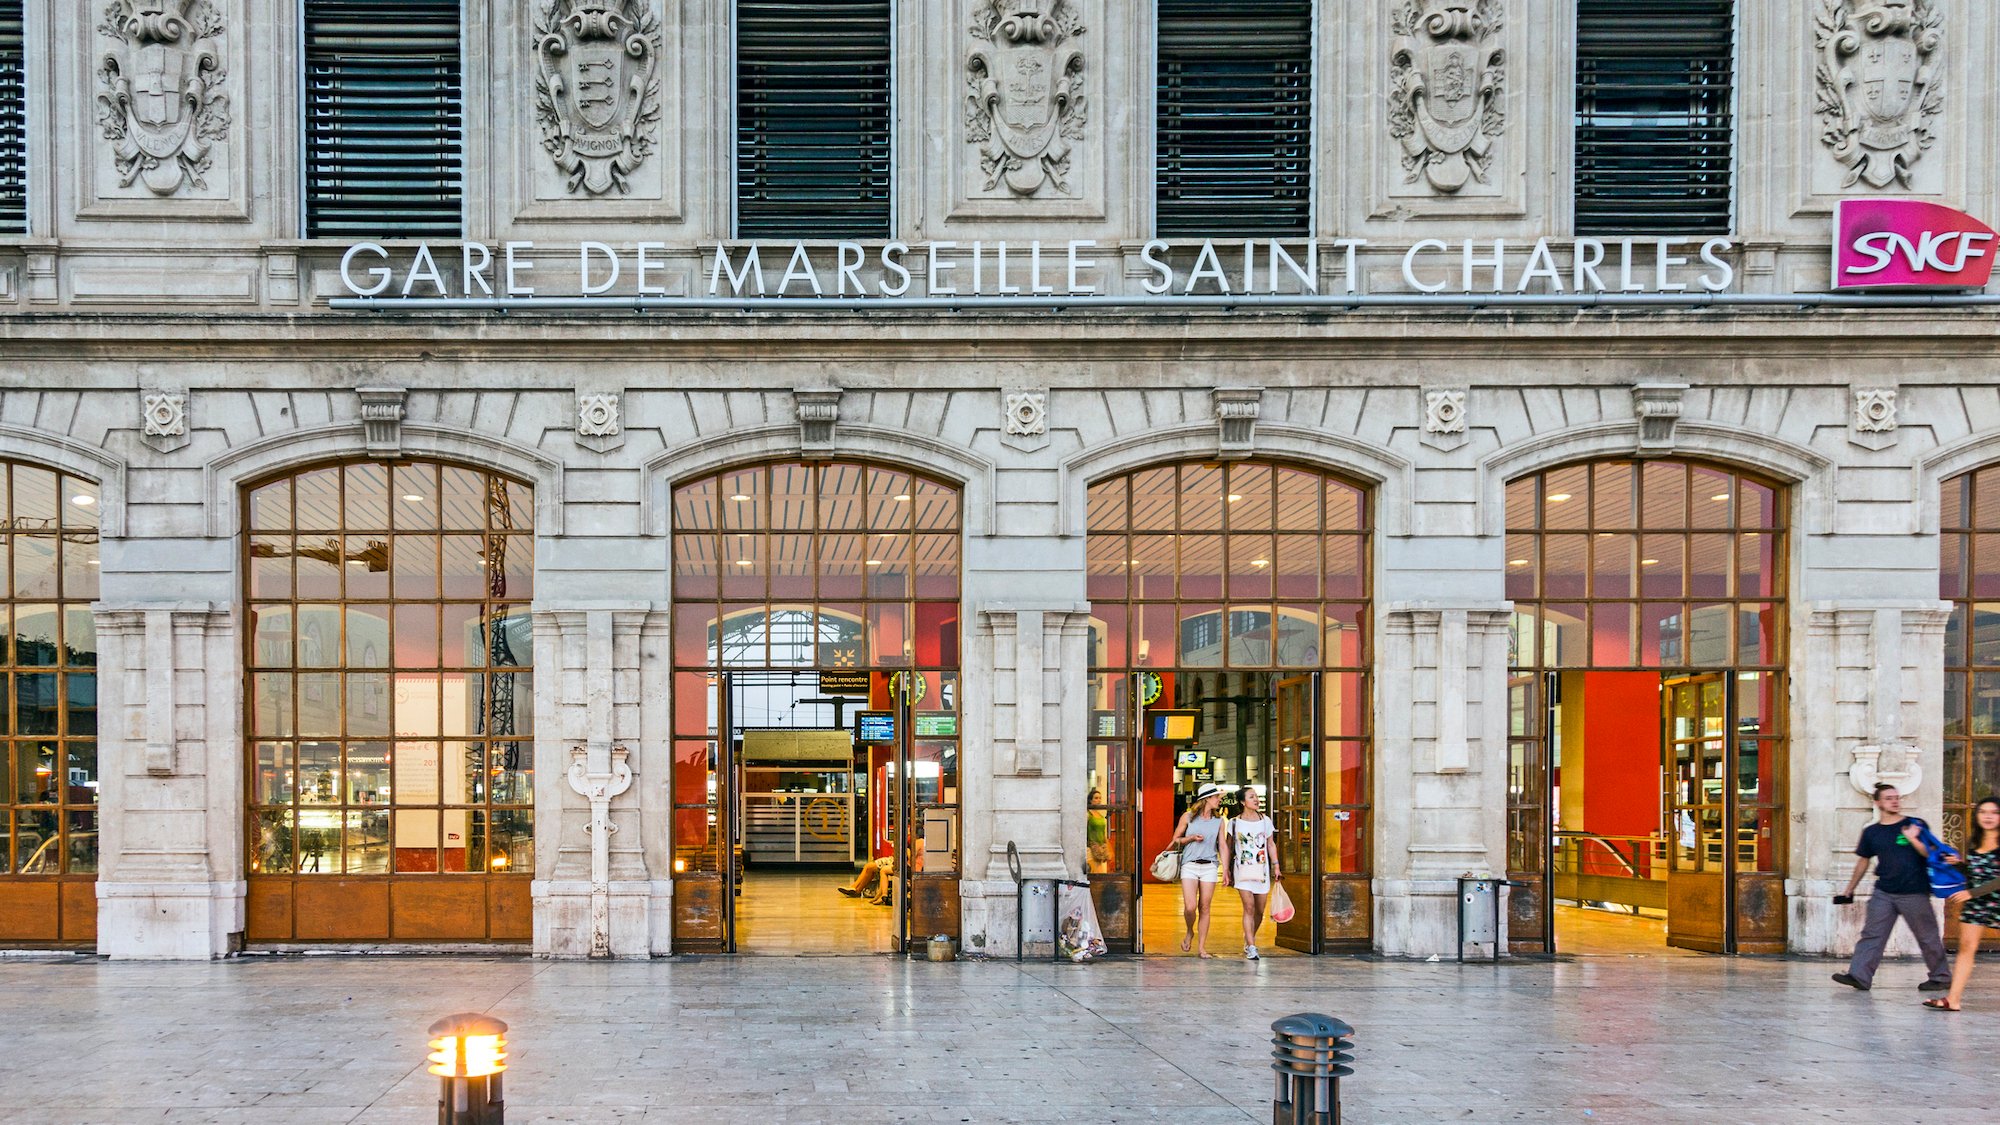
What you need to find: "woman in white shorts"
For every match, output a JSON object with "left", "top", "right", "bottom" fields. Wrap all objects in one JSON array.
[
  {"left": 1170, "top": 783, "right": 1226, "bottom": 958},
  {"left": 1221, "top": 786, "right": 1282, "bottom": 961}
]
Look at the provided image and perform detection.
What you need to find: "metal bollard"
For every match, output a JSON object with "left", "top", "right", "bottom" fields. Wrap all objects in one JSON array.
[
  {"left": 426, "top": 1013, "right": 508, "bottom": 1125},
  {"left": 1269, "top": 1013, "right": 1354, "bottom": 1125}
]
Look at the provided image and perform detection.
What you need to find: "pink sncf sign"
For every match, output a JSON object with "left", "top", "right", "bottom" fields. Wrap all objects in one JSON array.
[{"left": 1834, "top": 199, "right": 1998, "bottom": 290}]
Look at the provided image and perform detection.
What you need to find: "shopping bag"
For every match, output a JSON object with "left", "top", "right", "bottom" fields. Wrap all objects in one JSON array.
[
  {"left": 1149, "top": 847, "right": 1181, "bottom": 882},
  {"left": 1269, "top": 879, "right": 1296, "bottom": 924},
  {"left": 1058, "top": 883, "right": 1108, "bottom": 962}
]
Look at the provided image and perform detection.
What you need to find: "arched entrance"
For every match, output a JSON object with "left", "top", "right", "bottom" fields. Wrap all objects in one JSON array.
[
  {"left": 0, "top": 462, "right": 100, "bottom": 945},
  {"left": 242, "top": 461, "right": 534, "bottom": 943},
  {"left": 669, "top": 460, "right": 962, "bottom": 953},
  {"left": 1939, "top": 467, "right": 2000, "bottom": 848},
  {"left": 1504, "top": 459, "right": 1788, "bottom": 954},
  {"left": 1085, "top": 461, "right": 1371, "bottom": 954}
]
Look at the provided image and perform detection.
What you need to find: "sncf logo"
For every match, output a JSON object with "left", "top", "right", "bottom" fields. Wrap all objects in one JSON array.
[{"left": 1834, "top": 199, "right": 1998, "bottom": 290}]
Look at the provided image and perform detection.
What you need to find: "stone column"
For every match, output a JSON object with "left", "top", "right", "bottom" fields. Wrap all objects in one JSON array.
[
  {"left": 93, "top": 603, "right": 244, "bottom": 960},
  {"left": 531, "top": 604, "right": 671, "bottom": 958},
  {"left": 958, "top": 602, "right": 1091, "bottom": 958},
  {"left": 1374, "top": 603, "right": 1513, "bottom": 958},
  {"left": 1796, "top": 601, "right": 1952, "bottom": 956}
]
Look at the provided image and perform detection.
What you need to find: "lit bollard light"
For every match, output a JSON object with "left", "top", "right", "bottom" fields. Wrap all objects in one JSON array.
[
  {"left": 427, "top": 1013, "right": 508, "bottom": 1125},
  {"left": 1269, "top": 1013, "right": 1354, "bottom": 1125}
]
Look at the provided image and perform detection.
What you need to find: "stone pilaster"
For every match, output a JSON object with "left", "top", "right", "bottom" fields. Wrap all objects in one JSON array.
[
  {"left": 531, "top": 604, "right": 671, "bottom": 958},
  {"left": 1374, "top": 603, "right": 1513, "bottom": 958},
  {"left": 93, "top": 603, "right": 243, "bottom": 960}
]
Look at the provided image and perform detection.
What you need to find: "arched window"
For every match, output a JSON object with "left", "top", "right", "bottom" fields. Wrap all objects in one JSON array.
[
  {"left": 244, "top": 461, "right": 533, "bottom": 943},
  {"left": 0, "top": 462, "right": 99, "bottom": 944},
  {"left": 1940, "top": 468, "right": 2000, "bottom": 847}
]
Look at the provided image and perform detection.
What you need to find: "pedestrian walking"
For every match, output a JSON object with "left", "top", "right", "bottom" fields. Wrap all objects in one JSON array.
[
  {"left": 1170, "top": 783, "right": 1226, "bottom": 958},
  {"left": 1832, "top": 783, "right": 1952, "bottom": 993},
  {"left": 1220, "top": 785, "right": 1282, "bottom": 961},
  {"left": 1925, "top": 796, "right": 2000, "bottom": 1012}
]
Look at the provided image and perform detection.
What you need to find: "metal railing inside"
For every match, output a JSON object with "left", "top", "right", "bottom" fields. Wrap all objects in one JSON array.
[{"left": 1551, "top": 832, "right": 1667, "bottom": 914}]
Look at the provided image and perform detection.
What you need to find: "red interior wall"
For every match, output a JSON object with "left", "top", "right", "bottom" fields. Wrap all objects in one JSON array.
[
  {"left": 1582, "top": 672, "right": 1661, "bottom": 868},
  {"left": 1141, "top": 740, "right": 1177, "bottom": 880}
]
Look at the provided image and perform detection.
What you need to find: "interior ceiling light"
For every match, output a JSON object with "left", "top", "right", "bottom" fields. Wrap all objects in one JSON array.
[
  {"left": 729, "top": 493, "right": 752, "bottom": 502},
  {"left": 1641, "top": 558, "right": 1660, "bottom": 565},
  {"left": 894, "top": 494, "right": 911, "bottom": 502},
  {"left": 1547, "top": 493, "right": 1573, "bottom": 502},
  {"left": 403, "top": 494, "right": 426, "bottom": 503},
  {"left": 1711, "top": 494, "right": 1731, "bottom": 502},
  {"left": 1507, "top": 559, "right": 1529, "bottom": 566},
  {"left": 1251, "top": 559, "right": 1270, "bottom": 568},
  {"left": 69, "top": 494, "right": 95, "bottom": 506},
  {"left": 1227, "top": 494, "right": 1244, "bottom": 502}
]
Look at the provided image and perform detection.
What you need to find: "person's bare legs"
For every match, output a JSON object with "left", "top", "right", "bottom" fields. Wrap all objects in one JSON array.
[
  {"left": 1196, "top": 881, "right": 1218, "bottom": 957},
  {"left": 1946, "top": 923, "right": 1983, "bottom": 1010},
  {"left": 1181, "top": 877, "right": 1199, "bottom": 951},
  {"left": 1239, "top": 889, "right": 1269, "bottom": 949}
]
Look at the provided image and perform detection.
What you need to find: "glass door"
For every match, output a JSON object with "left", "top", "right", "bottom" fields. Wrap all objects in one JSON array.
[
  {"left": 897, "top": 672, "right": 961, "bottom": 950},
  {"left": 1664, "top": 674, "right": 1728, "bottom": 953},
  {"left": 1273, "top": 673, "right": 1318, "bottom": 952},
  {"left": 1086, "top": 672, "right": 1138, "bottom": 950},
  {"left": 671, "top": 671, "right": 736, "bottom": 952}
]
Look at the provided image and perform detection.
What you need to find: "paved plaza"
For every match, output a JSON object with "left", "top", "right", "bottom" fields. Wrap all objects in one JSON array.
[{"left": 0, "top": 951, "right": 1986, "bottom": 1124}]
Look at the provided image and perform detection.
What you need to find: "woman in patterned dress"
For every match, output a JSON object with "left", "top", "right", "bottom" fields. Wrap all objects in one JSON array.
[{"left": 1928, "top": 796, "right": 2000, "bottom": 1012}]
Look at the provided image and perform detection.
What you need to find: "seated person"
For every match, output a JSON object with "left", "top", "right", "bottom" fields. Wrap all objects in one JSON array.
[{"left": 838, "top": 857, "right": 895, "bottom": 904}]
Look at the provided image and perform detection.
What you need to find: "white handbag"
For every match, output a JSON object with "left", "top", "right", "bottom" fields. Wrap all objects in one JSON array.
[{"left": 1149, "top": 847, "right": 1181, "bottom": 882}]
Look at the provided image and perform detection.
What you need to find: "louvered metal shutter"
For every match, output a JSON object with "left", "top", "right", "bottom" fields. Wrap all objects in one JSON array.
[
  {"left": 736, "top": 0, "right": 891, "bottom": 239},
  {"left": 1156, "top": 0, "right": 1312, "bottom": 239},
  {"left": 0, "top": 1, "right": 24, "bottom": 235},
  {"left": 1575, "top": 1, "right": 1734, "bottom": 235},
  {"left": 303, "top": 0, "right": 463, "bottom": 240}
]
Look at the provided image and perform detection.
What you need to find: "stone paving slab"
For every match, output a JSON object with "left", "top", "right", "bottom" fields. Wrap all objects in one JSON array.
[{"left": 0, "top": 952, "right": 1984, "bottom": 1124}]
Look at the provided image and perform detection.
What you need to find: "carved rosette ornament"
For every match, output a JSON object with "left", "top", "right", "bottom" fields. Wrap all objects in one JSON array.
[
  {"left": 535, "top": 0, "right": 663, "bottom": 195},
  {"left": 965, "top": 0, "right": 1087, "bottom": 197},
  {"left": 1815, "top": 0, "right": 1943, "bottom": 190},
  {"left": 1388, "top": 0, "right": 1504, "bottom": 194},
  {"left": 1854, "top": 387, "right": 1899, "bottom": 433},
  {"left": 95, "top": 0, "right": 230, "bottom": 195}
]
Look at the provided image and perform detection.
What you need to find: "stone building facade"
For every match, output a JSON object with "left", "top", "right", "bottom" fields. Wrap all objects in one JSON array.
[{"left": 1, "top": 0, "right": 1997, "bottom": 960}]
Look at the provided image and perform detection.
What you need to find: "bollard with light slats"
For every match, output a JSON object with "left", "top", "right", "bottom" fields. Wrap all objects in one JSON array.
[
  {"left": 427, "top": 1013, "right": 508, "bottom": 1125},
  {"left": 1269, "top": 1013, "right": 1353, "bottom": 1125}
]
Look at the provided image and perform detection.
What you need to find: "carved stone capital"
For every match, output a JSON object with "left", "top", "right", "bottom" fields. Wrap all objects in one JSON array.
[
  {"left": 1631, "top": 383, "right": 1688, "bottom": 455},
  {"left": 1212, "top": 386, "right": 1263, "bottom": 458},
  {"left": 965, "top": 0, "right": 1088, "bottom": 198},
  {"left": 355, "top": 387, "right": 407, "bottom": 458},
  {"left": 794, "top": 387, "right": 842, "bottom": 457},
  {"left": 1388, "top": 0, "right": 1506, "bottom": 194},
  {"left": 141, "top": 390, "right": 189, "bottom": 453},
  {"left": 1815, "top": 0, "right": 1944, "bottom": 191},
  {"left": 95, "top": 0, "right": 232, "bottom": 197}
]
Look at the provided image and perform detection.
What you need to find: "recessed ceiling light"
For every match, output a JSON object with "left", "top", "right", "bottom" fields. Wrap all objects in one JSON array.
[
  {"left": 1251, "top": 559, "right": 1269, "bottom": 568},
  {"left": 69, "top": 494, "right": 95, "bottom": 507},
  {"left": 1641, "top": 558, "right": 1660, "bottom": 566},
  {"left": 1710, "top": 494, "right": 1731, "bottom": 502},
  {"left": 865, "top": 559, "right": 882, "bottom": 567},
  {"left": 1548, "top": 493, "right": 1573, "bottom": 502},
  {"left": 1507, "top": 559, "right": 1529, "bottom": 567},
  {"left": 734, "top": 560, "right": 755, "bottom": 567},
  {"left": 894, "top": 494, "right": 912, "bottom": 502},
  {"left": 1227, "top": 494, "right": 1244, "bottom": 502},
  {"left": 402, "top": 493, "right": 426, "bottom": 503},
  {"left": 729, "top": 494, "right": 752, "bottom": 502},
  {"left": 1127, "top": 558, "right": 1141, "bottom": 565}
]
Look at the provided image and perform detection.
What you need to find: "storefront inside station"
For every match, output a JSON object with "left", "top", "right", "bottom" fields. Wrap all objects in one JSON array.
[
  {"left": 1084, "top": 461, "right": 1371, "bottom": 954},
  {"left": 1504, "top": 459, "right": 1788, "bottom": 955}
]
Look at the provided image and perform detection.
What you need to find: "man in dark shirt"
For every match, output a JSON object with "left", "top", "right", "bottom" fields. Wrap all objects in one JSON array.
[{"left": 1832, "top": 783, "right": 1950, "bottom": 991}]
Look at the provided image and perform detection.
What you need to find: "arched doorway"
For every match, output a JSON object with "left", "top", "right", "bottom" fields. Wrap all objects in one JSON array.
[
  {"left": 1939, "top": 467, "right": 2000, "bottom": 848},
  {"left": 669, "top": 461, "right": 962, "bottom": 953},
  {"left": 1085, "top": 461, "right": 1371, "bottom": 954},
  {"left": 1504, "top": 459, "right": 1788, "bottom": 954},
  {"left": 243, "top": 461, "right": 534, "bottom": 943},
  {"left": 0, "top": 462, "right": 100, "bottom": 945}
]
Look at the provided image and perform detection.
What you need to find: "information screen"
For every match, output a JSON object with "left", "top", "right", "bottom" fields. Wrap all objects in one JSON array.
[
  {"left": 1149, "top": 710, "right": 1199, "bottom": 742},
  {"left": 855, "top": 711, "right": 895, "bottom": 743},
  {"left": 1174, "top": 749, "right": 1209, "bottom": 769}
]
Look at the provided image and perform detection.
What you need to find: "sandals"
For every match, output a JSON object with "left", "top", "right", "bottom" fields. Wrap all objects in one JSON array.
[{"left": 1922, "top": 998, "right": 1961, "bottom": 1012}]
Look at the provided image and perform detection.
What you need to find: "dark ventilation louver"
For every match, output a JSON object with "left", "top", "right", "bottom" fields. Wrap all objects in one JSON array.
[
  {"left": 1575, "top": 0, "right": 1735, "bottom": 235},
  {"left": 304, "top": 0, "right": 463, "bottom": 239},
  {"left": 1155, "top": 0, "right": 1313, "bottom": 239},
  {"left": 0, "top": 1, "right": 25, "bottom": 235},
  {"left": 736, "top": 0, "right": 892, "bottom": 239}
]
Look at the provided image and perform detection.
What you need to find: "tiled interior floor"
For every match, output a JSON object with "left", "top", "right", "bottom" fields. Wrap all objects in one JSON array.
[
  {"left": 1, "top": 948, "right": 1988, "bottom": 1123},
  {"left": 736, "top": 869, "right": 900, "bottom": 955},
  {"left": 1137, "top": 879, "right": 1286, "bottom": 956}
]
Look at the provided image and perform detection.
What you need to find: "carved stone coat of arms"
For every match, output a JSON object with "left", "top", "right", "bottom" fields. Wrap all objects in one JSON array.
[
  {"left": 1388, "top": 0, "right": 1504, "bottom": 194},
  {"left": 95, "top": 0, "right": 230, "bottom": 196},
  {"left": 535, "top": 0, "right": 663, "bottom": 195},
  {"left": 965, "top": 0, "right": 1087, "bottom": 197},
  {"left": 1815, "top": 0, "right": 1943, "bottom": 190}
]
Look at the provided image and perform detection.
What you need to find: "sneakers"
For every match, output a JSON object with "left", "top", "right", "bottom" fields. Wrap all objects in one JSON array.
[
  {"left": 1919, "top": 980, "right": 1951, "bottom": 992},
  {"left": 1245, "top": 945, "right": 1260, "bottom": 961},
  {"left": 1832, "top": 972, "right": 1870, "bottom": 991}
]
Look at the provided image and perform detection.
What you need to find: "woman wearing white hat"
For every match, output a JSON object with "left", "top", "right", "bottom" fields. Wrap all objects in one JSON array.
[{"left": 1170, "top": 782, "right": 1227, "bottom": 958}]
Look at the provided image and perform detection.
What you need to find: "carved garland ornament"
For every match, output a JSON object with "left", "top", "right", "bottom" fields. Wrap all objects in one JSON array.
[
  {"left": 1388, "top": 0, "right": 1504, "bottom": 194},
  {"left": 965, "top": 0, "right": 1087, "bottom": 197},
  {"left": 534, "top": 0, "right": 663, "bottom": 195},
  {"left": 1814, "top": 0, "right": 1943, "bottom": 190},
  {"left": 95, "top": 0, "right": 231, "bottom": 195}
]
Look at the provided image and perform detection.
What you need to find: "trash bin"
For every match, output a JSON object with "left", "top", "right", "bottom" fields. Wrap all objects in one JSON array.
[
  {"left": 1457, "top": 875, "right": 1502, "bottom": 963},
  {"left": 924, "top": 934, "right": 957, "bottom": 962},
  {"left": 1269, "top": 1012, "right": 1353, "bottom": 1125}
]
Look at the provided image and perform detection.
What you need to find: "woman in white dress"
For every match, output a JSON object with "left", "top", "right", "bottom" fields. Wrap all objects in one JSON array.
[{"left": 1220, "top": 786, "right": 1282, "bottom": 961}]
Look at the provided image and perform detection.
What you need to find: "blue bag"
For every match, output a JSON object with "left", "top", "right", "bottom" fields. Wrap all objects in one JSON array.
[{"left": 1918, "top": 821, "right": 1966, "bottom": 900}]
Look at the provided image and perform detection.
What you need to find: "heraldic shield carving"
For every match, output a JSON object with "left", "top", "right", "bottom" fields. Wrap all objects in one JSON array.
[
  {"left": 965, "top": 0, "right": 1087, "bottom": 198},
  {"left": 1388, "top": 0, "right": 1504, "bottom": 195},
  {"left": 95, "top": 0, "right": 230, "bottom": 196},
  {"left": 535, "top": 0, "right": 663, "bottom": 195},
  {"left": 1815, "top": 0, "right": 1944, "bottom": 190}
]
